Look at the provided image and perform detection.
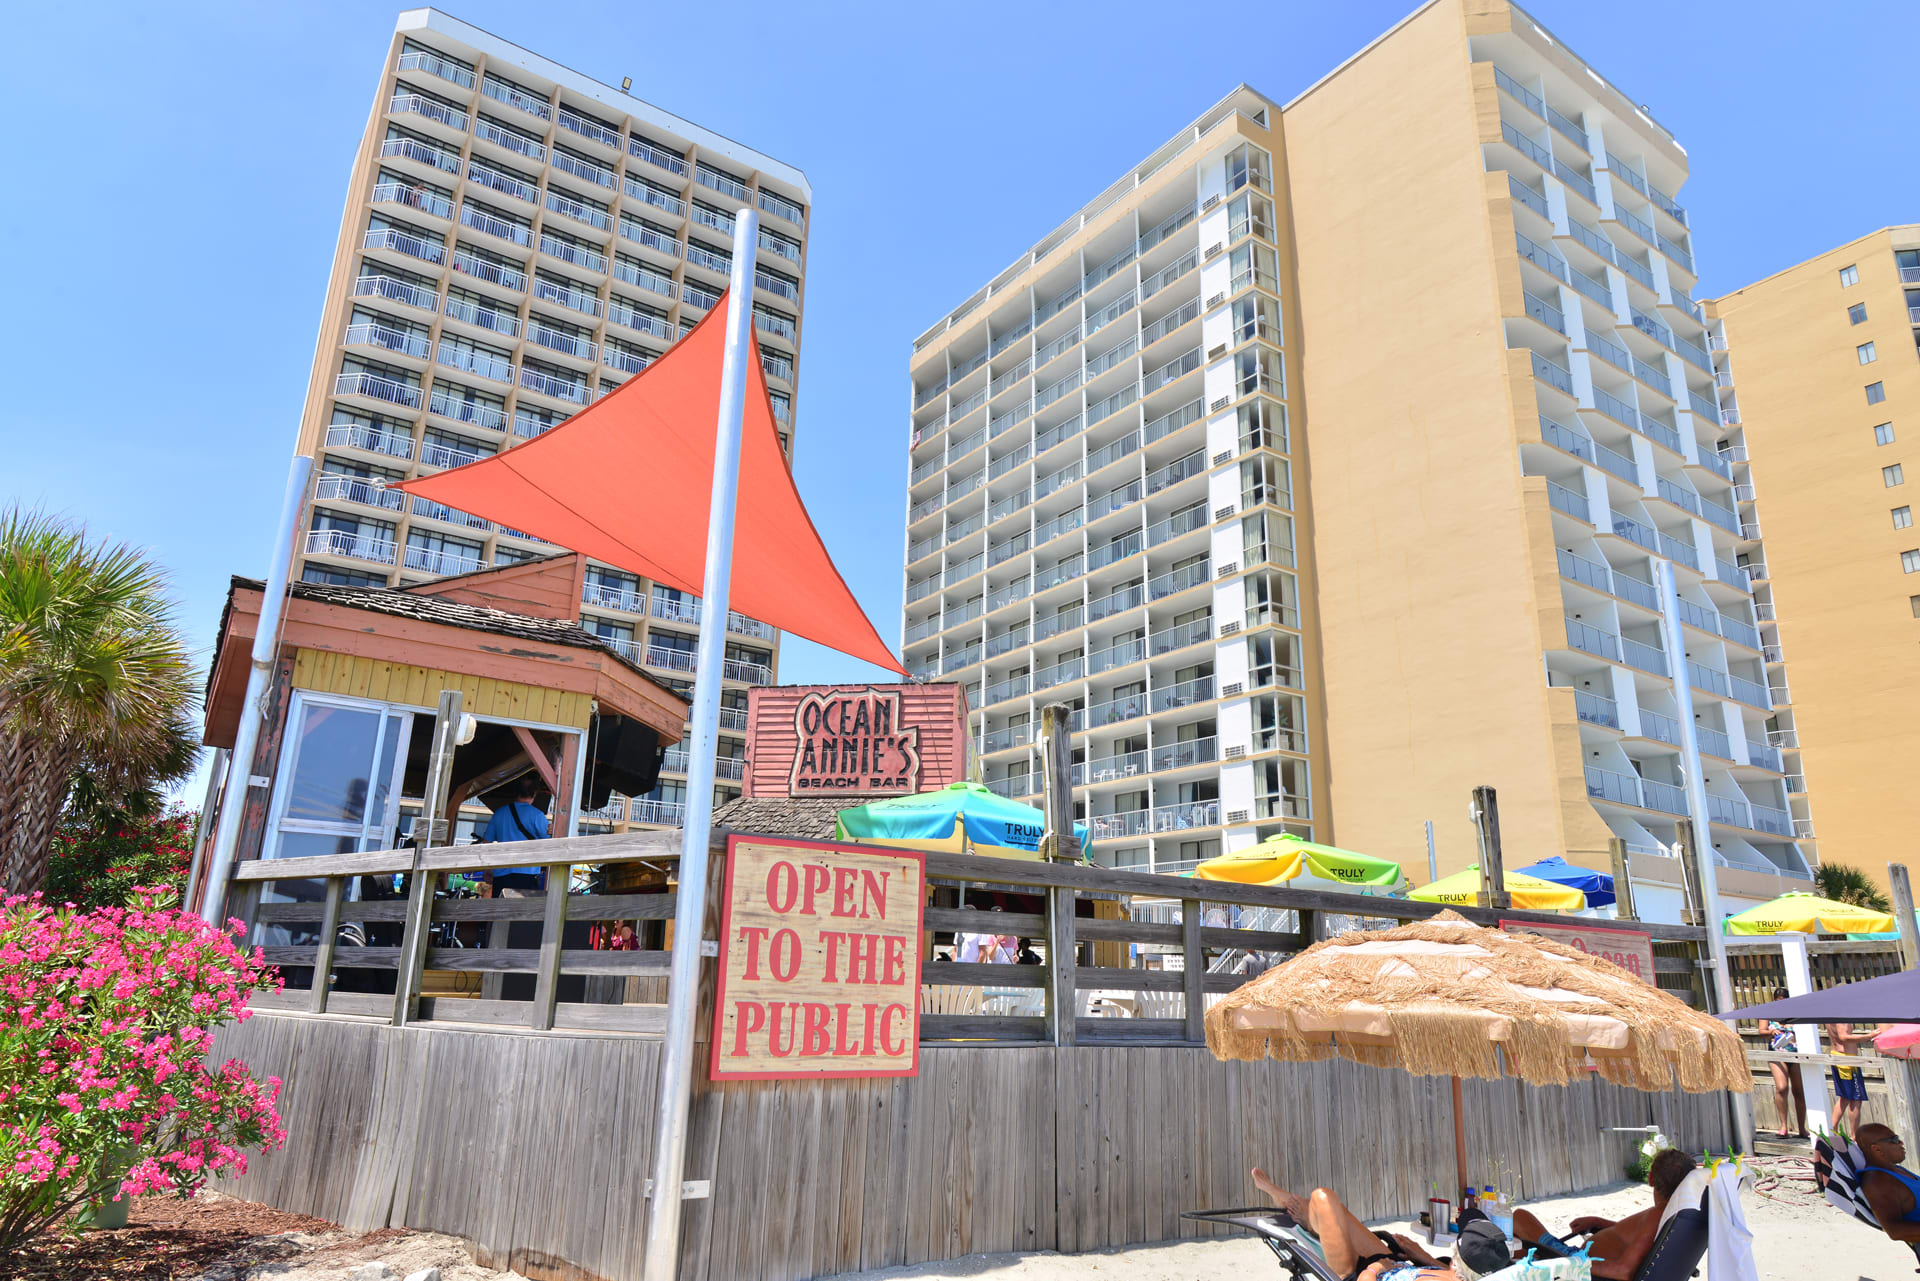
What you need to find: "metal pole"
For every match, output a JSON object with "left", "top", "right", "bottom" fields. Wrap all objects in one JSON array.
[
  {"left": 1425, "top": 820, "right": 1437, "bottom": 883},
  {"left": 1890, "top": 864, "right": 1920, "bottom": 971},
  {"left": 1656, "top": 559, "right": 1749, "bottom": 1146},
  {"left": 199, "top": 455, "right": 313, "bottom": 925},
  {"left": 182, "top": 747, "right": 229, "bottom": 912},
  {"left": 643, "top": 206, "right": 759, "bottom": 1281}
]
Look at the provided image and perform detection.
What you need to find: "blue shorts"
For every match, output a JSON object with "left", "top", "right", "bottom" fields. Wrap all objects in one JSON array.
[{"left": 1833, "top": 1066, "right": 1868, "bottom": 1102}]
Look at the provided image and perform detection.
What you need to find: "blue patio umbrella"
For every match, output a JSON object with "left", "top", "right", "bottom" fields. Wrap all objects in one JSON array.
[
  {"left": 835, "top": 782, "right": 1091, "bottom": 861},
  {"left": 1513, "top": 855, "right": 1615, "bottom": 908}
]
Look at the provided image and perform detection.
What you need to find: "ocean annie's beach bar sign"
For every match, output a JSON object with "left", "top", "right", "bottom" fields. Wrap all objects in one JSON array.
[
  {"left": 741, "top": 682, "right": 969, "bottom": 799},
  {"left": 711, "top": 837, "right": 925, "bottom": 1080}
]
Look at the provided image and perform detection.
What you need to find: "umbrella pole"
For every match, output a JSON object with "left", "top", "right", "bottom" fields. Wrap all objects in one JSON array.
[{"left": 1452, "top": 1076, "right": 1468, "bottom": 1204}]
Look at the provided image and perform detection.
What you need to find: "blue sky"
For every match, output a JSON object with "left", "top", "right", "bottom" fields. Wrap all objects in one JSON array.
[{"left": 3, "top": 1, "right": 1914, "bottom": 800}]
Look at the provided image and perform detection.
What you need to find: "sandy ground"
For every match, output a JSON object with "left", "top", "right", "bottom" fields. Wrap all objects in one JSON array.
[{"left": 820, "top": 1155, "right": 1918, "bottom": 1281}]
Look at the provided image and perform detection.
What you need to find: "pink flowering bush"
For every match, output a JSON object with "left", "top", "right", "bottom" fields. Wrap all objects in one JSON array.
[{"left": 0, "top": 890, "right": 285, "bottom": 1251}]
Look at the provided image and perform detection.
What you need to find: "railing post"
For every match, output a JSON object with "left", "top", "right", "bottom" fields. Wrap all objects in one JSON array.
[
  {"left": 1039, "top": 702, "right": 1079, "bottom": 1046},
  {"left": 394, "top": 690, "right": 462, "bottom": 1028},
  {"left": 308, "top": 877, "right": 344, "bottom": 1015},
  {"left": 1608, "top": 837, "right": 1637, "bottom": 920},
  {"left": 1891, "top": 864, "right": 1920, "bottom": 972},
  {"left": 530, "top": 863, "right": 573, "bottom": 1031},
  {"left": 1471, "top": 785, "right": 1509, "bottom": 911},
  {"left": 1181, "top": 897, "right": 1205, "bottom": 1043}
]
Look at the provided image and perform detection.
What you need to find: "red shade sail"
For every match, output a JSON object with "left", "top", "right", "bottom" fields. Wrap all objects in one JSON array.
[{"left": 398, "top": 292, "right": 904, "bottom": 675}]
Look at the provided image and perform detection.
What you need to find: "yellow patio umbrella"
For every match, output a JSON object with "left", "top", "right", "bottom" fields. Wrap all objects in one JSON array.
[
  {"left": 1723, "top": 891, "right": 1895, "bottom": 936},
  {"left": 1410, "top": 864, "right": 1586, "bottom": 912},
  {"left": 1192, "top": 832, "right": 1409, "bottom": 895}
]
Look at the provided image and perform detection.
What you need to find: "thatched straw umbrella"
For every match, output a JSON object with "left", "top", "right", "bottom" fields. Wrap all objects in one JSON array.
[{"left": 1205, "top": 910, "right": 1750, "bottom": 1199}]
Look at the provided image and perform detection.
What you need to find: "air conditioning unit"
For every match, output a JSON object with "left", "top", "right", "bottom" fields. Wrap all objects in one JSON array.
[
  {"left": 1207, "top": 343, "right": 1227, "bottom": 360},
  {"left": 1217, "top": 562, "right": 1238, "bottom": 577},
  {"left": 1211, "top": 396, "right": 1231, "bottom": 411},
  {"left": 1219, "top": 621, "right": 1241, "bottom": 636},
  {"left": 1227, "top": 809, "right": 1250, "bottom": 824},
  {"left": 1224, "top": 745, "right": 1246, "bottom": 759},
  {"left": 1207, "top": 292, "right": 1226, "bottom": 309},
  {"left": 1215, "top": 505, "right": 1236, "bottom": 521},
  {"left": 1201, "top": 194, "right": 1221, "bottom": 212},
  {"left": 1213, "top": 450, "right": 1233, "bottom": 465},
  {"left": 1204, "top": 243, "right": 1224, "bottom": 260}
]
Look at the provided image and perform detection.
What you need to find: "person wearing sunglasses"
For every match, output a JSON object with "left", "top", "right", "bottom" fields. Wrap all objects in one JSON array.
[{"left": 1858, "top": 1123, "right": 1920, "bottom": 1261}]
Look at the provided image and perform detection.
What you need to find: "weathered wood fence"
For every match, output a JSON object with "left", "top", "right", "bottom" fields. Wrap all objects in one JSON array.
[{"left": 209, "top": 829, "right": 1731, "bottom": 1281}]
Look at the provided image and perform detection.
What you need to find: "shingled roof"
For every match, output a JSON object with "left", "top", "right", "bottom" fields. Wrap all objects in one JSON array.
[{"left": 713, "top": 796, "right": 849, "bottom": 841}]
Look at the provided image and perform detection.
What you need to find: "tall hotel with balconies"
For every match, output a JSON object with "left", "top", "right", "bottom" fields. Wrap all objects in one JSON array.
[
  {"left": 288, "top": 9, "right": 809, "bottom": 829},
  {"left": 903, "top": 0, "right": 1815, "bottom": 910},
  {"left": 1702, "top": 226, "right": 1920, "bottom": 891}
]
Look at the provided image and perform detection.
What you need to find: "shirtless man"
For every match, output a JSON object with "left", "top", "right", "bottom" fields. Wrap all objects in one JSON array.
[
  {"left": 1856, "top": 1123, "right": 1920, "bottom": 1264},
  {"left": 1251, "top": 1168, "right": 1515, "bottom": 1281},
  {"left": 1511, "top": 1148, "right": 1696, "bottom": 1280}
]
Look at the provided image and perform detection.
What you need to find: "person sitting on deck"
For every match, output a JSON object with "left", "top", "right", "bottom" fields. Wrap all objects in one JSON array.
[
  {"left": 1855, "top": 1123, "right": 1920, "bottom": 1262},
  {"left": 1510, "top": 1147, "right": 1696, "bottom": 1280},
  {"left": 1251, "top": 1168, "right": 1515, "bottom": 1281}
]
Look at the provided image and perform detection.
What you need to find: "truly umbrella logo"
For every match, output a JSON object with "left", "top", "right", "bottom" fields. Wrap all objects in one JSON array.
[{"left": 788, "top": 687, "right": 923, "bottom": 795}]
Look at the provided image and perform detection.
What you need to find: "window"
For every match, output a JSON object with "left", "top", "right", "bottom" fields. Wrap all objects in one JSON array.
[
  {"left": 1840, "top": 264, "right": 1859, "bottom": 287},
  {"left": 302, "top": 565, "right": 386, "bottom": 588},
  {"left": 1911, "top": 595, "right": 1920, "bottom": 618},
  {"left": 1877, "top": 423, "right": 1897, "bottom": 446},
  {"left": 1897, "top": 507, "right": 1914, "bottom": 529},
  {"left": 1905, "top": 550, "right": 1920, "bottom": 574},
  {"left": 1860, "top": 342, "right": 1879, "bottom": 365},
  {"left": 1849, "top": 303, "right": 1869, "bottom": 325},
  {"left": 1886, "top": 464, "right": 1905, "bottom": 487},
  {"left": 1869, "top": 382, "right": 1888, "bottom": 405}
]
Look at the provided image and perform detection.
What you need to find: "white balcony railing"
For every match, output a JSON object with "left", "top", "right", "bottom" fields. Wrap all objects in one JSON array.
[{"left": 304, "top": 528, "right": 396, "bottom": 564}]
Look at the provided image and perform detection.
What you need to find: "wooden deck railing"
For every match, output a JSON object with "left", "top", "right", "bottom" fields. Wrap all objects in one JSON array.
[{"left": 227, "top": 828, "right": 1711, "bottom": 1045}]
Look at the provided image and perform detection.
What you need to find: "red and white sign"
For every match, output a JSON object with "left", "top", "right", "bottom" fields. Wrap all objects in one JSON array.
[
  {"left": 742, "top": 682, "right": 968, "bottom": 799},
  {"left": 711, "top": 836, "right": 925, "bottom": 1080},
  {"left": 1500, "top": 918, "right": 1657, "bottom": 982}
]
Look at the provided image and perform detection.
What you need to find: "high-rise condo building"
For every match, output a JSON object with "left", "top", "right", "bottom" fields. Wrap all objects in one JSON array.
[
  {"left": 1705, "top": 226, "right": 1920, "bottom": 888},
  {"left": 902, "top": 0, "right": 1813, "bottom": 916},
  {"left": 288, "top": 9, "right": 809, "bottom": 829}
]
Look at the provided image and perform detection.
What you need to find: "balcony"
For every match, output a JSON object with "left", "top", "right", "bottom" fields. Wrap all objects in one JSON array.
[
  {"left": 324, "top": 422, "right": 413, "bottom": 459},
  {"left": 344, "top": 320, "right": 430, "bottom": 361},
  {"left": 389, "top": 92, "right": 466, "bottom": 132},
  {"left": 371, "top": 181, "right": 453, "bottom": 220},
  {"left": 465, "top": 160, "right": 538, "bottom": 203},
  {"left": 629, "top": 136, "right": 687, "bottom": 175},
  {"left": 629, "top": 798, "right": 685, "bottom": 826},
  {"left": 475, "top": 117, "right": 545, "bottom": 162},
  {"left": 443, "top": 294, "right": 519, "bottom": 338},
  {"left": 451, "top": 249, "right": 527, "bottom": 293},
  {"left": 545, "top": 188, "right": 611, "bottom": 231},
  {"left": 411, "top": 497, "right": 490, "bottom": 532},
  {"left": 520, "top": 366, "right": 587, "bottom": 404},
  {"left": 1563, "top": 616, "right": 1621, "bottom": 663},
  {"left": 363, "top": 225, "right": 444, "bottom": 266},
  {"left": 397, "top": 48, "right": 475, "bottom": 89},
  {"left": 352, "top": 273, "right": 439, "bottom": 313},
  {"left": 379, "top": 134, "right": 460, "bottom": 175},
  {"left": 696, "top": 164, "right": 750, "bottom": 200},
  {"left": 553, "top": 149, "right": 616, "bottom": 188},
  {"left": 402, "top": 543, "right": 485, "bottom": 576},
  {"left": 427, "top": 387, "right": 507, "bottom": 432},
  {"left": 335, "top": 370, "right": 420, "bottom": 409},
  {"left": 757, "top": 189, "right": 806, "bottom": 227},
  {"left": 304, "top": 528, "right": 395, "bottom": 564},
  {"left": 530, "top": 278, "right": 603, "bottom": 318},
  {"left": 723, "top": 658, "right": 774, "bottom": 685},
  {"left": 540, "top": 234, "right": 608, "bottom": 275},
  {"left": 313, "top": 474, "right": 403, "bottom": 512},
  {"left": 1748, "top": 742, "right": 1783, "bottom": 772},
  {"left": 1151, "top": 736, "right": 1217, "bottom": 772},
  {"left": 1572, "top": 688, "right": 1618, "bottom": 729},
  {"left": 480, "top": 73, "right": 550, "bottom": 120},
  {"left": 583, "top": 580, "right": 646, "bottom": 613},
  {"left": 528, "top": 322, "right": 597, "bottom": 362}
]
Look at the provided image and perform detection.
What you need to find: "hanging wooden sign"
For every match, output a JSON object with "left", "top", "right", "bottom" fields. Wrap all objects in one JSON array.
[
  {"left": 741, "top": 683, "right": 968, "bottom": 799},
  {"left": 711, "top": 836, "right": 925, "bottom": 1080}
]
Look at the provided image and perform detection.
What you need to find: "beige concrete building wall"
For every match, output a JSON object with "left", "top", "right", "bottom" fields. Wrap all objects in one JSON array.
[
  {"left": 1708, "top": 226, "right": 1920, "bottom": 888},
  {"left": 1281, "top": 0, "right": 1591, "bottom": 874}
]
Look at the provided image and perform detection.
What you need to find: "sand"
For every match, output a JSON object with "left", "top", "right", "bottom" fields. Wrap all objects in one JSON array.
[{"left": 820, "top": 1155, "right": 1917, "bottom": 1281}]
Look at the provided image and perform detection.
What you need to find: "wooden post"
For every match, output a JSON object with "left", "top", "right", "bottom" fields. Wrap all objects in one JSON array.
[
  {"left": 1891, "top": 864, "right": 1920, "bottom": 971},
  {"left": 1473, "top": 786, "right": 1509, "bottom": 911},
  {"left": 394, "top": 690, "right": 462, "bottom": 1028},
  {"left": 1674, "top": 820, "right": 1704, "bottom": 927},
  {"left": 308, "top": 877, "right": 344, "bottom": 1015},
  {"left": 530, "top": 863, "right": 573, "bottom": 1031},
  {"left": 1039, "top": 702, "right": 1078, "bottom": 1046},
  {"left": 1608, "top": 837, "right": 1637, "bottom": 920},
  {"left": 1182, "top": 898, "right": 1206, "bottom": 1043}
]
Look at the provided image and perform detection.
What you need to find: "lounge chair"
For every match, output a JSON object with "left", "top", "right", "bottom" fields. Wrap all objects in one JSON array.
[{"left": 1181, "top": 1203, "right": 1709, "bottom": 1281}]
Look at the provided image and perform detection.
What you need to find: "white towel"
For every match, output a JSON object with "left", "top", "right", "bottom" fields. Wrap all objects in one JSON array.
[{"left": 1705, "top": 1165, "right": 1760, "bottom": 1281}]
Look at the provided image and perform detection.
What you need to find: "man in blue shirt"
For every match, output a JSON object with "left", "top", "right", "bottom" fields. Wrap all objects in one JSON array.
[{"left": 479, "top": 777, "right": 549, "bottom": 896}]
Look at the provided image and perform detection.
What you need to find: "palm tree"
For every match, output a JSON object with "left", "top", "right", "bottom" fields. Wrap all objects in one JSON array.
[
  {"left": 0, "top": 510, "right": 199, "bottom": 895},
  {"left": 1814, "top": 861, "right": 1893, "bottom": 915}
]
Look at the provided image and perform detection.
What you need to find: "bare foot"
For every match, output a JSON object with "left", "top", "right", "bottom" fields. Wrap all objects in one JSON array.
[{"left": 1251, "top": 1167, "right": 1308, "bottom": 1220}]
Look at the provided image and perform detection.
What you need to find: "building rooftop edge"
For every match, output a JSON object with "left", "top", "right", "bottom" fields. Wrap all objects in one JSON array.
[
  {"left": 399, "top": 7, "right": 811, "bottom": 198},
  {"left": 1703, "top": 224, "right": 1920, "bottom": 305}
]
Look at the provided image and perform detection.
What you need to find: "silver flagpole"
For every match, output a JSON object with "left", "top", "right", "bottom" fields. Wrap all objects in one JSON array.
[
  {"left": 199, "top": 454, "right": 313, "bottom": 925},
  {"left": 643, "top": 205, "right": 759, "bottom": 1280}
]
